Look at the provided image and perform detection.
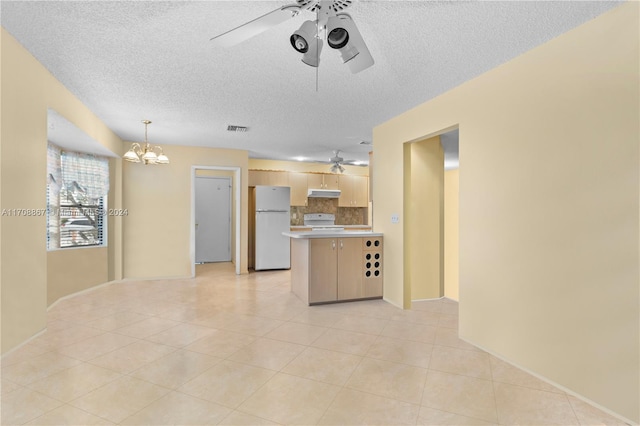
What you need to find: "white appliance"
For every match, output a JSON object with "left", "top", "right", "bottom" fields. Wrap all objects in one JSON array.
[
  {"left": 255, "top": 186, "right": 291, "bottom": 270},
  {"left": 303, "top": 213, "right": 345, "bottom": 231},
  {"left": 307, "top": 189, "right": 341, "bottom": 198}
]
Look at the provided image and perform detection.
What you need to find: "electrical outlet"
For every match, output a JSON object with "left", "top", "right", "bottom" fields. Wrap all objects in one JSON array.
[{"left": 391, "top": 214, "right": 399, "bottom": 224}]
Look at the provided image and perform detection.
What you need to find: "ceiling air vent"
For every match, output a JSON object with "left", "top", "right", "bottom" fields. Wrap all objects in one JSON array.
[{"left": 227, "top": 125, "right": 249, "bottom": 132}]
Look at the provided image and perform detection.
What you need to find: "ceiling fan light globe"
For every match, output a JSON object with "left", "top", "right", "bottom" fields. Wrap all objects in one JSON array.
[
  {"left": 339, "top": 45, "right": 359, "bottom": 63},
  {"left": 290, "top": 20, "right": 317, "bottom": 54},
  {"left": 302, "top": 38, "right": 322, "bottom": 67},
  {"left": 290, "top": 34, "right": 308, "bottom": 53},
  {"left": 327, "top": 27, "right": 349, "bottom": 49}
]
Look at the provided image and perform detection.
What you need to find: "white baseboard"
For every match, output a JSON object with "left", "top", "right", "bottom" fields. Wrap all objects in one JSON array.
[
  {"left": 47, "top": 279, "right": 122, "bottom": 311},
  {"left": 459, "top": 337, "right": 636, "bottom": 426}
]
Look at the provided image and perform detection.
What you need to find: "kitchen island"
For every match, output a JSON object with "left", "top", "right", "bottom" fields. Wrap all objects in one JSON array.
[{"left": 283, "top": 231, "right": 383, "bottom": 305}]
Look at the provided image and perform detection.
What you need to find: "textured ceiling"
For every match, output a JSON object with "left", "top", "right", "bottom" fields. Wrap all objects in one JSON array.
[{"left": 2, "top": 1, "right": 622, "bottom": 165}]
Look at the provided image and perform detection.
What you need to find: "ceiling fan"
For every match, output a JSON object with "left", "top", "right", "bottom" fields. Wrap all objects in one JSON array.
[
  {"left": 210, "top": 0, "right": 374, "bottom": 74},
  {"left": 329, "top": 150, "right": 358, "bottom": 173}
]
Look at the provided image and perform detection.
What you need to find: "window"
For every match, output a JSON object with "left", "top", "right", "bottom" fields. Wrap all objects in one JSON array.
[{"left": 47, "top": 143, "right": 109, "bottom": 249}]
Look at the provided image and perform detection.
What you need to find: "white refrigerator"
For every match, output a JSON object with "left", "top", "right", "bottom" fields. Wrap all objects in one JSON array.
[{"left": 255, "top": 186, "right": 291, "bottom": 270}]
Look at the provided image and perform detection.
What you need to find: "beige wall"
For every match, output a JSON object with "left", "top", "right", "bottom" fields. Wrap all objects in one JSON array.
[
  {"left": 406, "top": 136, "right": 444, "bottom": 301},
  {"left": 123, "top": 145, "right": 249, "bottom": 278},
  {"left": 374, "top": 3, "right": 638, "bottom": 422},
  {"left": 47, "top": 248, "right": 108, "bottom": 305},
  {"left": 444, "top": 169, "right": 459, "bottom": 301},
  {"left": 249, "top": 159, "right": 369, "bottom": 176},
  {"left": 1, "top": 28, "right": 123, "bottom": 354},
  {"left": 108, "top": 157, "right": 124, "bottom": 282},
  {"left": 47, "top": 157, "right": 123, "bottom": 306}
]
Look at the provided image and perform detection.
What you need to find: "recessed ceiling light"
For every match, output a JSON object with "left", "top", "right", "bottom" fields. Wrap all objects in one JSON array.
[{"left": 294, "top": 156, "right": 305, "bottom": 161}]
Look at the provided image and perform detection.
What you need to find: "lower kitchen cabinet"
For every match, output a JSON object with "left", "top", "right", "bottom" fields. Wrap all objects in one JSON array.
[
  {"left": 290, "top": 234, "right": 383, "bottom": 305},
  {"left": 308, "top": 238, "right": 338, "bottom": 303},
  {"left": 337, "top": 238, "right": 363, "bottom": 300}
]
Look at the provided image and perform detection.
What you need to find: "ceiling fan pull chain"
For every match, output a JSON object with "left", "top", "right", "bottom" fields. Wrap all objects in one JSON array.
[{"left": 316, "top": 7, "right": 320, "bottom": 92}]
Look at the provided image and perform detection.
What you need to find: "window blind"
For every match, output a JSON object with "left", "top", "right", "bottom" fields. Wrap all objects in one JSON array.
[{"left": 47, "top": 144, "right": 108, "bottom": 249}]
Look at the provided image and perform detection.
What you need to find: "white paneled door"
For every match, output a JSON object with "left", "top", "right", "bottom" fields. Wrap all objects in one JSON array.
[{"left": 195, "top": 176, "right": 231, "bottom": 263}]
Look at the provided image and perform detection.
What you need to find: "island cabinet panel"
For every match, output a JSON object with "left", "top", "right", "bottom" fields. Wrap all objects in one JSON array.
[
  {"left": 288, "top": 234, "right": 383, "bottom": 305},
  {"left": 337, "top": 238, "right": 364, "bottom": 300},
  {"left": 362, "top": 236, "right": 383, "bottom": 298},
  {"left": 308, "top": 238, "right": 338, "bottom": 303},
  {"left": 290, "top": 238, "right": 310, "bottom": 304}
]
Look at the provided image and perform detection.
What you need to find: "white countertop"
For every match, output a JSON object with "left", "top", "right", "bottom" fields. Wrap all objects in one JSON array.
[{"left": 284, "top": 231, "right": 383, "bottom": 239}]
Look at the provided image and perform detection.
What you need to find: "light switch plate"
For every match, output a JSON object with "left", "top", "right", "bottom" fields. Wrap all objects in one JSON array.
[{"left": 391, "top": 214, "right": 399, "bottom": 224}]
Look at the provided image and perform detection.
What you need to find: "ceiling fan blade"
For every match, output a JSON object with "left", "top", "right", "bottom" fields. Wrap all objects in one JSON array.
[{"left": 210, "top": 4, "right": 301, "bottom": 48}]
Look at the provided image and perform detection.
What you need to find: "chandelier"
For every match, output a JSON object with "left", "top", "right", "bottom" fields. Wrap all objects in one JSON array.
[{"left": 123, "top": 120, "right": 169, "bottom": 165}]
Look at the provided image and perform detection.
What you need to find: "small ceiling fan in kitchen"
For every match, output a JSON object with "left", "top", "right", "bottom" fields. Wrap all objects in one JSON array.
[
  {"left": 328, "top": 150, "right": 358, "bottom": 173},
  {"left": 210, "top": 0, "right": 374, "bottom": 74}
]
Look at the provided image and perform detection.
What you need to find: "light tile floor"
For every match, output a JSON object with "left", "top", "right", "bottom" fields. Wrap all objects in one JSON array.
[{"left": 1, "top": 263, "right": 628, "bottom": 425}]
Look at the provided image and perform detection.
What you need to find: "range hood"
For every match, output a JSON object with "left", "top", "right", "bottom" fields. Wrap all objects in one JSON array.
[{"left": 307, "top": 189, "right": 341, "bottom": 198}]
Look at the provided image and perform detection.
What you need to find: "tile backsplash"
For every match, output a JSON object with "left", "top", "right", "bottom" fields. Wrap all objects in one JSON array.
[{"left": 290, "top": 198, "right": 367, "bottom": 225}]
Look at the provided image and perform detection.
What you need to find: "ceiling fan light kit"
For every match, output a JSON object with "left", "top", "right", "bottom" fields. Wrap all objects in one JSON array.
[
  {"left": 330, "top": 162, "right": 345, "bottom": 173},
  {"left": 291, "top": 20, "right": 324, "bottom": 67},
  {"left": 211, "top": 0, "right": 373, "bottom": 74},
  {"left": 327, "top": 149, "right": 358, "bottom": 173},
  {"left": 326, "top": 14, "right": 359, "bottom": 64}
]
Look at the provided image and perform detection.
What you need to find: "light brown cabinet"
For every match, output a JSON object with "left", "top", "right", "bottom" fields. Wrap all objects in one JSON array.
[
  {"left": 362, "top": 236, "right": 383, "bottom": 298},
  {"left": 291, "top": 235, "right": 383, "bottom": 305},
  {"left": 308, "top": 239, "right": 338, "bottom": 303},
  {"left": 338, "top": 175, "right": 369, "bottom": 207},
  {"left": 289, "top": 172, "right": 308, "bottom": 206},
  {"left": 249, "top": 169, "right": 369, "bottom": 208},
  {"left": 249, "top": 170, "right": 289, "bottom": 187},
  {"left": 307, "top": 173, "right": 339, "bottom": 190},
  {"left": 337, "top": 238, "right": 363, "bottom": 300}
]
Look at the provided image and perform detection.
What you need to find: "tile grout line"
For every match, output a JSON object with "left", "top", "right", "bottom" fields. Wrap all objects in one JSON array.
[{"left": 488, "top": 350, "right": 501, "bottom": 425}]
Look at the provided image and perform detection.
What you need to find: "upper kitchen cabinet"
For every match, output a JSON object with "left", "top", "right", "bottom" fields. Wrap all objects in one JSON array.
[
  {"left": 338, "top": 175, "right": 369, "bottom": 207},
  {"left": 307, "top": 173, "right": 339, "bottom": 190},
  {"left": 249, "top": 170, "right": 289, "bottom": 187},
  {"left": 289, "top": 172, "right": 308, "bottom": 206}
]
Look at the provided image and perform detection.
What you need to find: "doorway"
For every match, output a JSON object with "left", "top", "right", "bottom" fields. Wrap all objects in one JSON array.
[
  {"left": 195, "top": 176, "right": 232, "bottom": 263},
  {"left": 190, "top": 166, "right": 242, "bottom": 276},
  {"left": 403, "top": 126, "right": 459, "bottom": 304}
]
